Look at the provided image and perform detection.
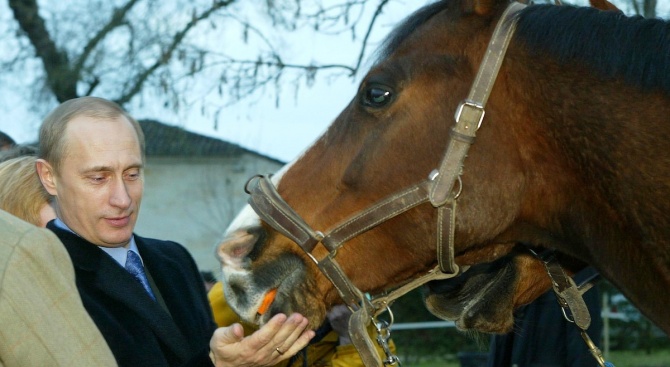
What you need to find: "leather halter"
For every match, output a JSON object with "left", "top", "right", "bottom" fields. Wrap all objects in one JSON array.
[{"left": 244, "top": 2, "right": 526, "bottom": 365}]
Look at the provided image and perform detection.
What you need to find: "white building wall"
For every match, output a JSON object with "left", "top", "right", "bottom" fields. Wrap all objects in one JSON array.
[{"left": 135, "top": 154, "right": 282, "bottom": 274}]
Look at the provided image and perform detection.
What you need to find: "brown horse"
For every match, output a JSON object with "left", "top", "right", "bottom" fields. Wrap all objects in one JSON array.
[{"left": 217, "top": 0, "right": 670, "bottom": 341}]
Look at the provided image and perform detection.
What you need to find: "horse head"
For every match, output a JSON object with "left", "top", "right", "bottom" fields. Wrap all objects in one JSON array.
[{"left": 217, "top": 0, "right": 670, "bottom": 337}]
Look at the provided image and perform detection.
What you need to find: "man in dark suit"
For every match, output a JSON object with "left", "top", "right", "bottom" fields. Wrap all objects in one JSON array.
[{"left": 35, "top": 96, "right": 314, "bottom": 367}]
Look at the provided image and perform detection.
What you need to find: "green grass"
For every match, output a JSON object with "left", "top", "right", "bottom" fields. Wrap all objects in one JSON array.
[
  {"left": 406, "top": 349, "right": 670, "bottom": 367},
  {"left": 405, "top": 356, "right": 459, "bottom": 367},
  {"left": 605, "top": 349, "right": 670, "bottom": 367}
]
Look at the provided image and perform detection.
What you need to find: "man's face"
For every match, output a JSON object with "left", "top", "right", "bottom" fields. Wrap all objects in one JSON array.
[{"left": 51, "top": 115, "right": 143, "bottom": 247}]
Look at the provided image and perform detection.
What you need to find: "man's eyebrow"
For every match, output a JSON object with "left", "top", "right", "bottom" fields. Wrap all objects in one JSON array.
[
  {"left": 80, "top": 163, "right": 144, "bottom": 173},
  {"left": 80, "top": 165, "right": 113, "bottom": 173}
]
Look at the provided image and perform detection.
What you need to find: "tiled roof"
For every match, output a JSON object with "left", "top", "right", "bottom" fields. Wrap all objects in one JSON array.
[{"left": 3, "top": 120, "right": 283, "bottom": 163}]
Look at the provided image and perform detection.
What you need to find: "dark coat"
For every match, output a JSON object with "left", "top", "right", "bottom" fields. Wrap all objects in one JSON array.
[
  {"left": 487, "top": 267, "right": 603, "bottom": 367},
  {"left": 48, "top": 221, "right": 217, "bottom": 367}
]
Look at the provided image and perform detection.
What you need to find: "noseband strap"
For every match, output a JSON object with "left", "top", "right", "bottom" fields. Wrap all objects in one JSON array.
[
  {"left": 246, "top": 174, "right": 463, "bottom": 366},
  {"left": 246, "top": 175, "right": 460, "bottom": 310}
]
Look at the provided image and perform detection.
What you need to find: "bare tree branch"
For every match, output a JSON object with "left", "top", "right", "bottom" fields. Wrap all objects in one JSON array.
[
  {"left": 643, "top": 0, "right": 656, "bottom": 17},
  {"left": 114, "top": 0, "right": 235, "bottom": 105},
  {"left": 8, "top": 0, "right": 76, "bottom": 101},
  {"left": 4, "top": 0, "right": 409, "bottom": 124},
  {"left": 73, "top": 0, "right": 142, "bottom": 81},
  {"left": 352, "top": 0, "right": 390, "bottom": 75}
]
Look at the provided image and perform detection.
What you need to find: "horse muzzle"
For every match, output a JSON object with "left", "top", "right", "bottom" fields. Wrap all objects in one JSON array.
[{"left": 217, "top": 225, "right": 327, "bottom": 327}]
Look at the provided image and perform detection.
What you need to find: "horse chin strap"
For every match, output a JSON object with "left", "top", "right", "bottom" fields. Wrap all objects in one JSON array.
[{"left": 244, "top": 2, "right": 526, "bottom": 366}]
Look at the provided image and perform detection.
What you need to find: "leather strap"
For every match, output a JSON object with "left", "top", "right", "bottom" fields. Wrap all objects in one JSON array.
[
  {"left": 430, "top": 2, "right": 526, "bottom": 207},
  {"left": 437, "top": 203, "right": 458, "bottom": 273},
  {"left": 349, "top": 306, "right": 383, "bottom": 366},
  {"left": 532, "top": 250, "right": 592, "bottom": 330},
  {"left": 246, "top": 175, "right": 322, "bottom": 254},
  {"left": 246, "top": 175, "right": 369, "bottom": 309},
  {"left": 322, "top": 181, "right": 432, "bottom": 250}
]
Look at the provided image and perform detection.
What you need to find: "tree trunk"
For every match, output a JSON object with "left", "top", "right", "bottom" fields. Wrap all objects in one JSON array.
[
  {"left": 8, "top": 0, "right": 78, "bottom": 102},
  {"left": 643, "top": 0, "right": 657, "bottom": 18}
]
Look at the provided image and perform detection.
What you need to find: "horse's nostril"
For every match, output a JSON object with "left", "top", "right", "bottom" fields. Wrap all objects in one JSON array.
[{"left": 217, "top": 229, "right": 259, "bottom": 267}]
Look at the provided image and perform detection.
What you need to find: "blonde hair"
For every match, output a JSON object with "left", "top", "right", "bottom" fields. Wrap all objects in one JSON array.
[
  {"left": 0, "top": 156, "right": 51, "bottom": 226},
  {"left": 39, "top": 96, "right": 145, "bottom": 173}
]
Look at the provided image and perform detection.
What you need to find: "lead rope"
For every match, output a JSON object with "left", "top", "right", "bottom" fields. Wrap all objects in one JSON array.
[{"left": 529, "top": 249, "right": 615, "bottom": 367}]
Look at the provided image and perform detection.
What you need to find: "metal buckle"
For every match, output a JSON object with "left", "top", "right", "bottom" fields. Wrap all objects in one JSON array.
[{"left": 454, "top": 100, "right": 486, "bottom": 130}]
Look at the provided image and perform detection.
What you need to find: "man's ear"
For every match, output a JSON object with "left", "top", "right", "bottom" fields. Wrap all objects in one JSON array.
[{"left": 36, "top": 159, "right": 58, "bottom": 196}]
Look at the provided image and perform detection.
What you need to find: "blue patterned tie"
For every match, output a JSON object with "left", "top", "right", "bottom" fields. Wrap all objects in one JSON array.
[{"left": 125, "top": 250, "right": 156, "bottom": 301}]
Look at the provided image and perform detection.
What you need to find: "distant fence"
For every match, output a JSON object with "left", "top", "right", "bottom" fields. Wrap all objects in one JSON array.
[
  {"left": 391, "top": 309, "right": 626, "bottom": 331},
  {"left": 390, "top": 307, "right": 628, "bottom": 362},
  {"left": 391, "top": 321, "right": 455, "bottom": 330}
]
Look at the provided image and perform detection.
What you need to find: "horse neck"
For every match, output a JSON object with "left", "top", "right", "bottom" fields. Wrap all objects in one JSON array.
[
  {"left": 499, "top": 46, "right": 670, "bottom": 334},
  {"left": 505, "top": 45, "right": 670, "bottom": 213}
]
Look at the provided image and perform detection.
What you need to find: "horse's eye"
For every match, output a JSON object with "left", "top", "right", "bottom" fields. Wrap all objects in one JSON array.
[{"left": 361, "top": 85, "right": 393, "bottom": 108}]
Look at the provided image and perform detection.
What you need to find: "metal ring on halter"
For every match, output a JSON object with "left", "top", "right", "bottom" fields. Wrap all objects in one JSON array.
[
  {"left": 561, "top": 306, "right": 576, "bottom": 323},
  {"left": 373, "top": 306, "right": 395, "bottom": 332},
  {"left": 427, "top": 170, "right": 463, "bottom": 200},
  {"left": 452, "top": 176, "right": 463, "bottom": 199}
]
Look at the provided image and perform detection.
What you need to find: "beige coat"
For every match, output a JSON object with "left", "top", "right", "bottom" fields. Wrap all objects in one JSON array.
[{"left": 0, "top": 210, "right": 117, "bottom": 367}]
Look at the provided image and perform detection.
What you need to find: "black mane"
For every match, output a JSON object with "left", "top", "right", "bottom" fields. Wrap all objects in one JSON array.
[
  {"left": 376, "top": 1, "right": 670, "bottom": 95},
  {"left": 374, "top": 1, "right": 451, "bottom": 64},
  {"left": 516, "top": 5, "right": 670, "bottom": 94}
]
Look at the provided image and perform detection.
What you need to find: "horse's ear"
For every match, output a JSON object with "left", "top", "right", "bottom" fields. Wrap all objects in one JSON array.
[{"left": 589, "top": 0, "right": 623, "bottom": 12}]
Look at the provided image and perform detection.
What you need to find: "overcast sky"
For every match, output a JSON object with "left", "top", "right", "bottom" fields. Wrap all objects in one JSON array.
[{"left": 1, "top": 0, "right": 666, "bottom": 162}]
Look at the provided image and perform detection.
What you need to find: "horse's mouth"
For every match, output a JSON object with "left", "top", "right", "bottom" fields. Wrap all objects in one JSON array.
[
  {"left": 424, "top": 252, "right": 519, "bottom": 333},
  {"left": 253, "top": 288, "right": 277, "bottom": 324},
  {"left": 249, "top": 261, "right": 308, "bottom": 325},
  {"left": 252, "top": 284, "right": 284, "bottom": 325}
]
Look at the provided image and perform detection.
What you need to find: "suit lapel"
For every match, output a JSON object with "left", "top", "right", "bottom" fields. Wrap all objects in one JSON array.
[
  {"left": 95, "top": 259, "right": 192, "bottom": 361},
  {"left": 136, "top": 236, "right": 214, "bottom": 348}
]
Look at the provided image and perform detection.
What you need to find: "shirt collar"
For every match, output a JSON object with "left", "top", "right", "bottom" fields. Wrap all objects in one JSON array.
[{"left": 54, "top": 217, "right": 140, "bottom": 267}]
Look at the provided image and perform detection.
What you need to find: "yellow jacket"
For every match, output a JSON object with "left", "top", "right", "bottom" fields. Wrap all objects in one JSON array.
[{"left": 208, "top": 281, "right": 396, "bottom": 367}]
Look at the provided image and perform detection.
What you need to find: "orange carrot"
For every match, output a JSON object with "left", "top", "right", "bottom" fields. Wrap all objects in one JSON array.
[{"left": 257, "top": 288, "right": 277, "bottom": 315}]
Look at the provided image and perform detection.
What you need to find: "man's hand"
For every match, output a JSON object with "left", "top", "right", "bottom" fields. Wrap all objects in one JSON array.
[{"left": 209, "top": 313, "right": 315, "bottom": 367}]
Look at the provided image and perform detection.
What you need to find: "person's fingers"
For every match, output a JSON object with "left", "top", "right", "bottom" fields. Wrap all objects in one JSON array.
[
  {"left": 275, "top": 326, "right": 315, "bottom": 360},
  {"left": 230, "top": 323, "right": 245, "bottom": 339},
  {"left": 248, "top": 313, "right": 315, "bottom": 361},
  {"left": 269, "top": 314, "right": 315, "bottom": 361},
  {"left": 209, "top": 324, "right": 245, "bottom": 361},
  {"left": 209, "top": 325, "right": 248, "bottom": 366},
  {"left": 244, "top": 313, "right": 288, "bottom": 350},
  {"left": 270, "top": 314, "right": 307, "bottom": 347},
  {"left": 211, "top": 324, "right": 244, "bottom": 346},
  {"left": 273, "top": 315, "right": 305, "bottom": 350},
  {"left": 209, "top": 314, "right": 316, "bottom": 366}
]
